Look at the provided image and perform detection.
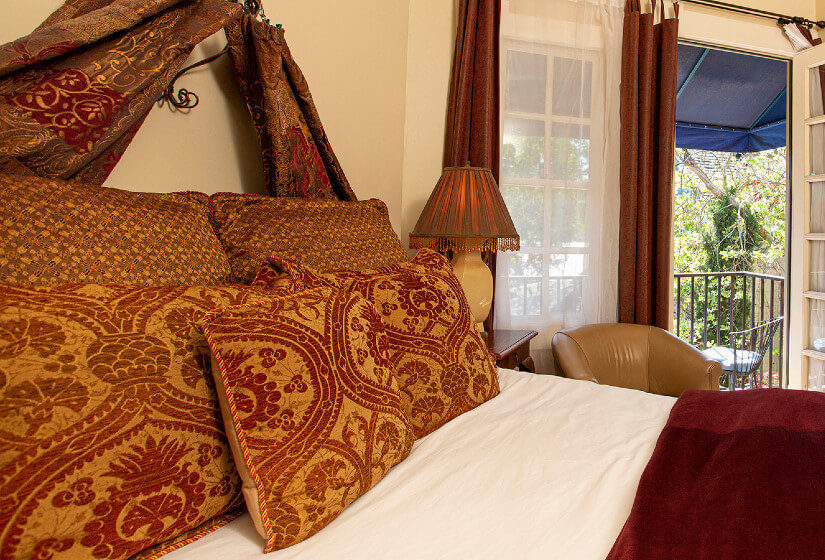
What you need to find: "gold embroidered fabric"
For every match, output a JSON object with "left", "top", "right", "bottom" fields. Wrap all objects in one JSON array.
[
  {"left": 0, "top": 283, "right": 277, "bottom": 560},
  {"left": 251, "top": 249, "right": 501, "bottom": 437},
  {"left": 0, "top": 174, "right": 233, "bottom": 286},
  {"left": 0, "top": 0, "right": 239, "bottom": 183},
  {"left": 225, "top": 14, "right": 355, "bottom": 201},
  {"left": 211, "top": 193, "right": 408, "bottom": 284},
  {"left": 202, "top": 287, "right": 414, "bottom": 551}
]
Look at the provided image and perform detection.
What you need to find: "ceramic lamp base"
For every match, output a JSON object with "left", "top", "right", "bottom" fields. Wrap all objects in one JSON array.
[{"left": 451, "top": 250, "right": 493, "bottom": 332}]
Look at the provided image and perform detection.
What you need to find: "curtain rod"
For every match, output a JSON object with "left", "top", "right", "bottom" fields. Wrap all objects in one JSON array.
[{"left": 679, "top": 0, "right": 825, "bottom": 29}]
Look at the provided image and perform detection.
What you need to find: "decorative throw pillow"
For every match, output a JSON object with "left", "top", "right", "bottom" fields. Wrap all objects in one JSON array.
[
  {"left": 202, "top": 287, "right": 414, "bottom": 551},
  {"left": 210, "top": 193, "right": 408, "bottom": 283},
  {"left": 0, "top": 283, "right": 276, "bottom": 560},
  {"left": 251, "top": 248, "right": 500, "bottom": 438},
  {"left": 0, "top": 174, "right": 233, "bottom": 286}
]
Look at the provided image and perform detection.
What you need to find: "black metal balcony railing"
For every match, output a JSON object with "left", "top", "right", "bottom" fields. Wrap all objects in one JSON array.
[{"left": 674, "top": 272, "right": 785, "bottom": 388}]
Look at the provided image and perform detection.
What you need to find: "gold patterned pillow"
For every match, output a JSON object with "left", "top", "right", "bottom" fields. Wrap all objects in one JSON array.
[
  {"left": 251, "top": 248, "right": 500, "bottom": 438},
  {"left": 0, "top": 174, "right": 233, "bottom": 286},
  {"left": 201, "top": 287, "right": 414, "bottom": 551},
  {"left": 210, "top": 193, "right": 408, "bottom": 283},
  {"left": 0, "top": 283, "right": 277, "bottom": 560}
]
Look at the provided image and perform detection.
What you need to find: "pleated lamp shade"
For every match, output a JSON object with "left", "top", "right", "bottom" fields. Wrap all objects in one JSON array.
[{"left": 409, "top": 164, "right": 520, "bottom": 252}]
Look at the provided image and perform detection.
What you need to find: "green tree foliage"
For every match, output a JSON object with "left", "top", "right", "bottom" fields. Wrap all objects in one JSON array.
[
  {"left": 673, "top": 148, "right": 786, "bottom": 352},
  {"left": 674, "top": 148, "right": 786, "bottom": 276},
  {"left": 702, "top": 187, "right": 767, "bottom": 273}
]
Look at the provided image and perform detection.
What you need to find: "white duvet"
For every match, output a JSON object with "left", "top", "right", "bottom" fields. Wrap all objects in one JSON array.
[{"left": 165, "top": 369, "right": 675, "bottom": 560}]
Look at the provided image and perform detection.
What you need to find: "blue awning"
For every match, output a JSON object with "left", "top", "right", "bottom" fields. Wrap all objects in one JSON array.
[{"left": 676, "top": 45, "right": 788, "bottom": 153}]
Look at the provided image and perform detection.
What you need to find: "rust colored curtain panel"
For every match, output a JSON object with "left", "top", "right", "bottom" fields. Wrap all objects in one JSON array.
[
  {"left": 443, "top": 0, "right": 500, "bottom": 332},
  {"left": 0, "top": 0, "right": 239, "bottom": 184},
  {"left": 618, "top": 0, "right": 678, "bottom": 328},
  {"left": 444, "top": 0, "right": 500, "bottom": 174},
  {"left": 225, "top": 14, "right": 356, "bottom": 201}
]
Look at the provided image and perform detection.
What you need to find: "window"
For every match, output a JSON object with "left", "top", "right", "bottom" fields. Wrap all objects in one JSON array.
[{"left": 501, "top": 43, "right": 598, "bottom": 323}]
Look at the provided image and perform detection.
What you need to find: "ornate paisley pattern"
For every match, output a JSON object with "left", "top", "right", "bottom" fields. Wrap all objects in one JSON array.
[
  {"left": 252, "top": 248, "right": 501, "bottom": 437},
  {"left": 211, "top": 193, "right": 408, "bottom": 284},
  {"left": 0, "top": 0, "right": 239, "bottom": 183},
  {"left": 202, "top": 287, "right": 414, "bottom": 552},
  {"left": 0, "top": 283, "right": 278, "bottom": 560},
  {"left": 7, "top": 68, "right": 128, "bottom": 154},
  {"left": 224, "top": 14, "right": 356, "bottom": 201},
  {"left": 0, "top": 174, "right": 233, "bottom": 286}
]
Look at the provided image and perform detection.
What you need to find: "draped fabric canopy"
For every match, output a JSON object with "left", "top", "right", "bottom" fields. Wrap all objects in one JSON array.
[
  {"left": 0, "top": 0, "right": 239, "bottom": 184},
  {"left": 225, "top": 14, "right": 355, "bottom": 201},
  {"left": 0, "top": 0, "right": 356, "bottom": 202}
]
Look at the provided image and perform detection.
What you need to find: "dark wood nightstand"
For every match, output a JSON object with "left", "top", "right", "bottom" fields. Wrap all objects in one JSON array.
[{"left": 485, "top": 329, "right": 538, "bottom": 373}]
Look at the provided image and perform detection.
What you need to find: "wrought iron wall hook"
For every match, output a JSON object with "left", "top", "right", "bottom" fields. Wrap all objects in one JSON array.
[
  {"left": 159, "top": 45, "right": 228, "bottom": 110},
  {"left": 242, "top": 0, "right": 270, "bottom": 23},
  {"left": 158, "top": 0, "right": 275, "bottom": 110}
]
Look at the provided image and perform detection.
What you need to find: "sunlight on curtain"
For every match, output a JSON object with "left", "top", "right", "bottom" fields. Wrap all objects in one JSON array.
[{"left": 495, "top": 0, "right": 623, "bottom": 372}]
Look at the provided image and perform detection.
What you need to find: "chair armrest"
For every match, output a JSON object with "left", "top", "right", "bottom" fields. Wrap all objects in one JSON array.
[
  {"left": 648, "top": 328, "right": 722, "bottom": 396},
  {"left": 552, "top": 332, "right": 599, "bottom": 383}
]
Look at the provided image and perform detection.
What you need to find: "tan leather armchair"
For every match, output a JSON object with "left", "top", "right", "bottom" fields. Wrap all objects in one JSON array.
[{"left": 552, "top": 323, "right": 722, "bottom": 397}]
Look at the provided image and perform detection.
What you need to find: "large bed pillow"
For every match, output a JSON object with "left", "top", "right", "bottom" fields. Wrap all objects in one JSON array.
[
  {"left": 0, "top": 174, "right": 232, "bottom": 285},
  {"left": 201, "top": 287, "right": 414, "bottom": 551},
  {"left": 0, "top": 283, "right": 275, "bottom": 560},
  {"left": 210, "top": 193, "right": 408, "bottom": 283},
  {"left": 251, "top": 248, "right": 500, "bottom": 438}
]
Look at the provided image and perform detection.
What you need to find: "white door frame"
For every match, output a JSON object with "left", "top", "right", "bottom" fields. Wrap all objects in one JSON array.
[
  {"left": 789, "top": 42, "right": 825, "bottom": 389},
  {"left": 674, "top": 38, "right": 793, "bottom": 386}
]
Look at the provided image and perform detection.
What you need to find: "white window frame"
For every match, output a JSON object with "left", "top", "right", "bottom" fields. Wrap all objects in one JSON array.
[{"left": 500, "top": 37, "right": 603, "bottom": 326}]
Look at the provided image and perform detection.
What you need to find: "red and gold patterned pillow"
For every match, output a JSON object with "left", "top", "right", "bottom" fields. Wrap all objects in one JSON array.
[
  {"left": 0, "top": 283, "right": 276, "bottom": 560},
  {"left": 202, "top": 287, "right": 414, "bottom": 551},
  {"left": 251, "top": 248, "right": 500, "bottom": 438},
  {"left": 210, "top": 193, "right": 408, "bottom": 283},
  {"left": 0, "top": 174, "right": 233, "bottom": 286}
]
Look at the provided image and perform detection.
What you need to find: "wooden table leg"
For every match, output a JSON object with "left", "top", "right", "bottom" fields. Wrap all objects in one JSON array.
[{"left": 519, "top": 356, "right": 535, "bottom": 373}]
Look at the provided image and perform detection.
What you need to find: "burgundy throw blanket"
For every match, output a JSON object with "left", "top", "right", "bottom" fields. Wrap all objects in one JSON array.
[{"left": 606, "top": 388, "right": 825, "bottom": 560}]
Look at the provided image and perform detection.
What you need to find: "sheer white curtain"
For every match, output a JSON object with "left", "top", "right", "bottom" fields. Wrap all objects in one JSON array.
[{"left": 495, "top": 0, "right": 623, "bottom": 372}]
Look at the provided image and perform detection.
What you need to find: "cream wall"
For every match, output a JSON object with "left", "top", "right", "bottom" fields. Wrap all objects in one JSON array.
[
  {"left": 400, "top": 0, "right": 458, "bottom": 244},
  {"left": 0, "top": 0, "right": 454, "bottom": 239},
  {"left": 268, "top": 1, "right": 413, "bottom": 234}
]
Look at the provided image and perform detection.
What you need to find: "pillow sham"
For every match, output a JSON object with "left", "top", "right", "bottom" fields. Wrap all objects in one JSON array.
[
  {"left": 0, "top": 283, "right": 274, "bottom": 560},
  {"left": 251, "top": 248, "right": 500, "bottom": 438},
  {"left": 202, "top": 287, "right": 414, "bottom": 551},
  {"left": 210, "top": 193, "right": 408, "bottom": 283},
  {"left": 0, "top": 174, "right": 233, "bottom": 286}
]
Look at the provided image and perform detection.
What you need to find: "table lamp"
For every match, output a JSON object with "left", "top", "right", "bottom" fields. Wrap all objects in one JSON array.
[{"left": 409, "top": 163, "right": 520, "bottom": 331}]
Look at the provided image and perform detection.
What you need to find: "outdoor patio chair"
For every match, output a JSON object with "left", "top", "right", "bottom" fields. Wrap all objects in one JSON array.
[{"left": 701, "top": 317, "right": 784, "bottom": 390}]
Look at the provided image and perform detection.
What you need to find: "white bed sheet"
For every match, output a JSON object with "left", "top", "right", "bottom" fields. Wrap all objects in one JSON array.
[{"left": 165, "top": 369, "right": 675, "bottom": 560}]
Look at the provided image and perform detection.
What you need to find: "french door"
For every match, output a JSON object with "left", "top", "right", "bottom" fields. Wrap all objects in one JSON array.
[{"left": 790, "top": 42, "right": 825, "bottom": 390}]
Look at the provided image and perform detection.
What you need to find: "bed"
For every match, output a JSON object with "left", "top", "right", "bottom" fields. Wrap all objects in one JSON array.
[
  {"left": 3, "top": 175, "right": 824, "bottom": 560},
  {"left": 165, "top": 369, "right": 675, "bottom": 560}
]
